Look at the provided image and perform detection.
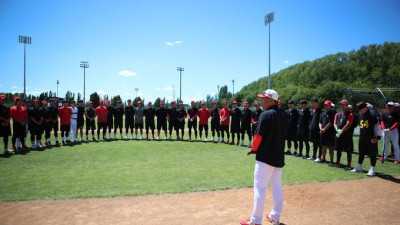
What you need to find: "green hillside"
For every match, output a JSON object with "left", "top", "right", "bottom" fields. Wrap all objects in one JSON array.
[{"left": 234, "top": 42, "right": 400, "bottom": 107}]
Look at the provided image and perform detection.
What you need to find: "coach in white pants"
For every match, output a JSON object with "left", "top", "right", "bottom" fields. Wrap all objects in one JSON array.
[
  {"left": 70, "top": 100, "right": 78, "bottom": 142},
  {"left": 380, "top": 102, "right": 400, "bottom": 163},
  {"left": 240, "top": 89, "right": 287, "bottom": 225}
]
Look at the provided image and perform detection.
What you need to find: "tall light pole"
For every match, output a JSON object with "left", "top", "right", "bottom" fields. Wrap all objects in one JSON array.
[
  {"left": 232, "top": 80, "right": 235, "bottom": 99},
  {"left": 217, "top": 85, "right": 220, "bottom": 100},
  {"left": 135, "top": 88, "right": 139, "bottom": 98},
  {"left": 265, "top": 12, "right": 275, "bottom": 89},
  {"left": 80, "top": 61, "right": 89, "bottom": 103},
  {"left": 56, "top": 80, "right": 59, "bottom": 97},
  {"left": 18, "top": 35, "right": 32, "bottom": 98},
  {"left": 177, "top": 67, "right": 184, "bottom": 101}
]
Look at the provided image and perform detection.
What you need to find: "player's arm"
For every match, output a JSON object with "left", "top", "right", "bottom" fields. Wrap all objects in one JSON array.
[
  {"left": 333, "top": 113, "right": 338, "bottom": 130},
  {"left": 341, "top": 113, "right": 354, "bottom": 133}
]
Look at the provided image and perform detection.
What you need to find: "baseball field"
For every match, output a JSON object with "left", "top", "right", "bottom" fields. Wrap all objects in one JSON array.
[{"left": 0, "top": 136, "right": 399, "bottom": 225}]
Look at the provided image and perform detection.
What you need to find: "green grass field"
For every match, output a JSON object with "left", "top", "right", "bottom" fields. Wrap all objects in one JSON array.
[{"left": 0, "top": 136, "right": 399, "bottom": 202}]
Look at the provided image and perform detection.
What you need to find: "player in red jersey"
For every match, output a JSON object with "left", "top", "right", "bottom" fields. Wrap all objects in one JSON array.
[
  {"left": 219, "top": 101, "right": 230, "bottom": 143},
  {"left": 10, "top": 97, "right": 28, "bottom": 153},
  {"left": 58, "top": 100, "right": 72, "bottom": 145},
  {"left": 198, "top": 102, "right": 211, "bottom": 141},
  {"left": 95, "top": 100, "right": 108, "bottom": 140}
]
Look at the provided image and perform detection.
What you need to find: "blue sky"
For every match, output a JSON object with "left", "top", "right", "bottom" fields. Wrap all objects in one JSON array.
[{"left": 1, "top": 0, "right": 399, "bottom": 103}]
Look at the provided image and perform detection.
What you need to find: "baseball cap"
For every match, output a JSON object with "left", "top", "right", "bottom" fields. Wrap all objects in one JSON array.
[
  {"left": 106, "top": 100, "right": 111, "bottom": 103},
  {"left": 395, "top": 103, "right": 400, "bottom": 107},
  {"left": 258, "top": 89, "right": 279, "bottom": 101},
  {"left": 117, "top": 100, "right": 121, "bottom": 104},
  {"left": 62, "top": 100, "right": 69, "bottom": 104},
  {"left": 160, "top": 101, "right": 165, "bottom": 105},
  {"left": 254, "top": 102, "right": 260, "bottom": 106},
  {"left": 331, "top": 103, "right": 335, "bottom": 108},
  {"left": 191, "top": 100, "right": 195, "bottom": 104},
  {"left": 14, "top": 96, "right": 21, "bottom": 102},
  {"left": 348, "top": 105, "right": 353, "bottom": 109},
  {"left": 138, "top": 101, "right": 142, "bottom": 104},
  {"left": 70, "top": 100, "right": 76, "bottom": 103},
  {"left": 179, "top": 102, "right": 183, "bottom": 106},
  {"left": 41, "top": 100, "right": 47, "bottom": 105},
  {"left": 171, "top": 101, "right": 176, "bottom": 104},
  {"left": 311, "top": 98, "right": 318, "bottom": 103},
  {"left": 222, "top": 101, "right": 227, "bottom": 105},
  {"left": 0, "top": 95, "right": 6, "bottom": 100},
  {"left": 340, "top": 100, "right": 349, "bottom": 105},
  {"left": 244, "top": 102, "right": 249, "bottom": 106},
  {"left": 99, "top": 100, "right": 104, "bottom": 103},
  {"left": 78, "top": 100, "right": 83, "bottom": 103},
  {"left": 387, "top": 101, "right": 395, "bottom": 107},
  {"left": 323, "top": 100, "right": 332, "bottom": 106},
  {"left": 127, "top": 99, "right": 132, "bottom": 102},
  {"left": 33, "top": 100, "right": 39, "bottom": 104},
  {"left": 300, "top": 100, "right": 307, "bottom": 105},
  {"left": 201, "top": 102, "right": 206, "bottom": 105},
  {"left": 88, "top": 101, "right": 93, "bottom": 104},
  {"left": 148, "top": 101, "right": 152, "bottom": 105},
  {"left": 232, "top": 101, "right": 238, "bottom": 104},
  {"left": 287, "top": 100, "right": 295, "bottom": 105},
  {"left": 366, "top": 103, "right": 373, "bottom": 109},
  {"left": 212, "top": 101, "right": 217, "bottom": 105}
]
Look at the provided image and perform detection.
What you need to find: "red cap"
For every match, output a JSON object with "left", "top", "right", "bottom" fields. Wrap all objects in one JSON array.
[
  {"left": 41, "top": 100, "right": 47, "bottom": 105},
  {"left": 171, "top": 101, "right": 176, "bottom": 104},
  {"left": 33, "top": 100, "right": 39, "bottom": 104},
  {"left": 160, "top": 102, "right": 165, "bottom": 105},
  {"left": 324, "top": 100, "right": 332, "bottom": 106},
  {"left": 99, "top": 100, "right": 104, "bottom": 103},
  {"left": 222, "top": 101, "right": 227, "bottom": 105},
  {"left": 106, "top": 100, "right": 111, "bottom": 103},
  {"left": 0, "top": 95, "right": 6, "bottom": 100},
  {"left": 244, "top": 102, "right": 249, "bottom": 106},
  {"left": 88, "top": 101, "right": 93, "bottom": 104},
  {"left": 191, "top": 101, "right": 195, "bottom": 104},
  {"left": 138, "top": 101, "right": 142, "bottom": 104},
  {"left": 339, "top": 100, "right": 348, "bottom": 105},
  {"left": 179, "top": 102, "right": 183, "bottom": 106},
  {"left": 148, "top": 102, "right": 152, "bottom": 105},
  {"left": 14, "top": 96, "right": 20, "bottom": 102},
  {"left": 232, "top": 101, "right": 238, "bottom": 104},
  {"left": 254, "top": 102, "right": 260, "bottom": 106},
  {"left": 212, "top": 101, "right": 217, "bottom": 105},
  {"left": 201, "top": 102, "right": 206, "bottom": 105}
]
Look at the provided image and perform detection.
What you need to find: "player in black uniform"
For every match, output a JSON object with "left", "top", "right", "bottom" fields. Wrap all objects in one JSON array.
[
  {"left": 77, "top": 100, "right": 85, "bottom": 141},
  {"left": 285, "top": 100, "right": 299, "bottom": 155},
  {"left": 156, "top": 102, "right": 168, "bottom": 140},
  {"left": 113, "top": 101, "right": 124, "bottom": 139},
  {"left": 309, "top": 98, "right": 322, "bottom": 161},
  {"left": 230, "top": 101, "right": 241, "bottom": 146},
  {"left": 40, "top": 100, "right": 50, "bottom": 147},
  {"left": 334, "top": 100, "right": 355, "bottom": 170},
  {"left": 351, "top": 102, "right": 379, "bottom": 176},
  {"left": 297, "top": 100, "right": 311, "bottom": 158},
  {"left": 177, "top": 102, "right": 186, "bottom": 140},
  {"left": 106, "top": 100, "right": 114, "bottom": 139},
  {"left": 144, "top": 102, "right": 156, "bottom": 140},
  {"left": 167, "top": 101, "right": 179, "bottom": 140},
  {"left": 240, "top": 102, "right": 252, "bottom": 147},
  {"left": 187, "top": 101, "right": 199, "bottom": 141},
  {"left": 125, "top": 99, "right": 135, "bottom": 140},
  {"left": 28, "top": 100, "right": 43, "bottom": 150},
  {"left": 0, "top": 95, "right": 13, "bottom": 156},
  {"left": 319, "top": 100, "right": 337, "bottom": 166},
  {"left": 47, "top": 98, "right": 60, "bottom": 145},
  {"left": 85, "top": 101, "right": 97, "bottom": 141},
  {"left": 251, "top": 102, "right": 263, "bottom": 137},
  {"left": 210, "top": 101, "right": 220, "bottom": 142}
]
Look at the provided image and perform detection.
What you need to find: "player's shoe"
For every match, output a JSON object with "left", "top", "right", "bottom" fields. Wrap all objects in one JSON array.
[
  {"left": 388, "top": 152, "right": 394, "bottom": 158},
  {"left": 211, "top": 137, "right": 214, "bottom": 142},
  {"left": 31, "top": 144, "right": 37, "bottom": 150},
  {"left": 293, "top": 151, "right": 298, "bottom": 156},
  {"left": 378, "top": 157, "right": 386, "bottom": 162},
  {"left": 285, "top": 150, "right": 292, "bottom": 155},
  {"left": 307, "top": 156, "right": 315, "bottom": 160},
  {"left": 314, "top": 158, "right": 321, "bottom": 163},
  {"left": 239, "top": 219, "right": 260, "bottom": 225},
  {"left": 4, "top": 148, "right": 14, "bottom": 156},
  {"left": 248, "top": 144, "right": 252, "bottom": 148},
  {"left": 229, "top": 141, "right": 235, "bottom": 145},
  {"left": 344, "top": 165, "right": 351, "bottom": 171},
  {"left": 236, "top": 141, "right": 240, "bottom": 146},
  {"left": 240, "top": 140, "right": 244, "bottom": 146},
  {"left": 394, "top": 160, "right": 399, "bottom": 164},
  {"left": 217, "top": 137, "right": 220, "bottom": 143},
  {"left": 197, "top": 138, "right": 202, "bottom": 141},
  {"left": 366, "top": 168, "right": 375, "bottom": 176},
  {"left": 328, "top": 162, "right": 335, "bottom": 167},
  {"left": 266, "top": 215, "right": 280, "bottom": 225},
  {"left": 351, "top": 165, "right": 362, "bottom": 172}
]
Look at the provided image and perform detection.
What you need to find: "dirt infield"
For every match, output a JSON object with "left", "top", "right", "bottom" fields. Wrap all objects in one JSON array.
[{"left": 1, "top": 176, "right": 399, "bottom": 225}]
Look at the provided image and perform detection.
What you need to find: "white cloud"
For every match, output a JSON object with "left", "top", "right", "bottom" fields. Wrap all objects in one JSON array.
[
  {"left": 166, "top": 40, "right": 183, "bottom": 46},
  {"left": 209, "top": 92, "right": 216, "bottom": 96},
  {"left": 118, "top": 70, "right": 137, "bottom": 77},
  {"left": 156, "top": 87, "right": 161, "bottom": 91},
  {"left": 137, "top": 92, "right": 144, "bottom": 97},
  {"left": 163, "top": 86, "right": 174, "bottom": 91},
  {"left": 12, "top": 86, "right": 18, "bottom": 89},
  {"left": 124, "top": 92, "right": 130, "bottom": 95},
  {"left": 175, "top": 40, "right": 183, "bottom": 44},
  {"left": 97, "top": 90, "right": 106, "bottom": 95},
  {"left": 166, "top": 42, "right": 175, "bottom": 46},
  {"left": 284, "top": 60, "right": 289, "bottom": 64},
  {"left": 121, "top": 83, "right": 127, "bottom": 87}
]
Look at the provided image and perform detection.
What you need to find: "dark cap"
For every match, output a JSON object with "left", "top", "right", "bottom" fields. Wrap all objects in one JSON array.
[
  {"left": 78, "top": 100, "right": 83, "bottom": 103},
  {"left": 287, "top": 100, "right": 295, "bottom": 104},
  {"left": 62, "top": 100, "right": 69, "bottom": 104},
  {"left": 300, "top": 100, "right": 307, "bottom": 105}
]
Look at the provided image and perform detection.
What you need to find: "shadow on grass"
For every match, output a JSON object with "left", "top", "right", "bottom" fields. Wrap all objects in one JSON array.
[{"left": 376, "top": 173, "right": 400, "bottom": 184}]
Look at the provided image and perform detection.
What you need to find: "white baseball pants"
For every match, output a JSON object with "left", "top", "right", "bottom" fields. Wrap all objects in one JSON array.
[
  {"left": 382, "top": 128, "right": 400, "bottom": 161},
  {"left": 70, "top": 119, "right": 77, "bottom": 141},
  {"left": 250, "top": 161, "right": 283, "bottom": 224}
]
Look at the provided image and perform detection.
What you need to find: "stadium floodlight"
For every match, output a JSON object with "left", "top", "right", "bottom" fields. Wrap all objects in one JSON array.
[
  {"left": 135, "top": 88, "right": 139, "bottom": 98},
  {"left": 56, "top": 80, "right": 59, "bottom": 97},
  {"left": 232, "top": 80, "right": 235, "bottom": 98},
  {"left": 80, "top": 61, "right": 89, "bottom": 103},
  {"left": 265, "top": 12, "right": 275, "bottom": 89},
  {"left": 177, "top": 67, "right": 184, "bottom": 101},
  {"left": 18, "top": 35, "right": 32, "bottom": 98}
]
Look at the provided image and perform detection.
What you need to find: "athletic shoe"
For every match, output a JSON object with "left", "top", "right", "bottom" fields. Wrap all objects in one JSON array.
[
  {"left": 394, "top": 160, "right": 399, "bottom": 164},
  {"left": 211, "top": 137, "right": 214, "bottom": 141},
  {"left": 334, "top": 163, "right": 341, "bottom": 168},
  {"left": 37, "top": 143, "right": 43, "bottom": 149},
  {"left": 62, "top": 141, "right": 66, "bottom": 145},
  {"left": 344, "top": 165, "right": 351, "bottom": 171},
  {"left": 197, "top": 138, "right": 202, "bottom": 141},
  {"left": 328, "top": 162, "right": 335, "bottom": 167},
  {"left": 314, "top": 158, "right": 321, "bottom": 163},
  {"left": 366, "top": 168, "right": 375, "bottom": 176},
  {"left": 266, "top": 215, "right": 280, "bottom": 225},
  {"left": 66, "top": 140, "right": 71, "bottom": 144},
  {"left": 229, "top": 141, "right": 235, "bottom": 145},
  {"left": 4, "top": 148, "right": 14, "bottom": 155},
  {"left": 378, "top": 157, "right": 385, "bottom": 162},
  {"left": 236, "top": 141, "right": 240, "bottom": 146},
  {"left": 307, "top": 156, "right": 315, "bottom": 160},
  {"left": 302, "top": 155, "right": 308, "bottom": 159},
  {"left": 388, "top": 152, "right": 394, "bottom": 158},
  {"left": 55, "top": 141, "right": 60, "bottom": 146},
  {"left": 285, "top": 150, "right": 292, "bottom": 155},
  {"left": 293, "top": 151, "right": 298, "bottom": 156},
  {"left": 248, "top": 144, "right": 252, "bottom": 148},
  {"left": 239, "top": 219, "right": 260, "bottom": 225},
  {"left": 297, "top": 153, "right": 303, "bottom": 157},
  {"left": 217, "top": 137, "right": 220, "bottom": 143},
  {"left": 351, "top": 165, "right": 362, "bottom": 172},
  {"left": 31, "top": 144, "right": 37, "bottom": 150}
]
